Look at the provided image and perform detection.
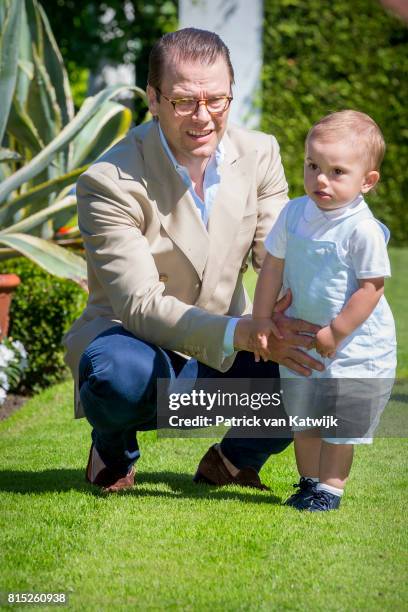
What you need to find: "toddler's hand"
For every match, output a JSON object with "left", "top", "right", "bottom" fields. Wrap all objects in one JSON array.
[
  {"left": 249, "top": 318, "right": 283, "bottom": 362},
  {"left": 315, "top": 326, "right": 338, "bottom": 358}
]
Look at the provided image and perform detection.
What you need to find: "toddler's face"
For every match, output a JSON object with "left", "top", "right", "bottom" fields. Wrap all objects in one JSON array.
[{"left": 304, "top": 137, "right": 377, "bottom": 210}]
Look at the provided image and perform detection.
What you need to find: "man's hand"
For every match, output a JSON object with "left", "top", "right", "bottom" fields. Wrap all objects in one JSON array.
[{"left": 234, "top": 290, "right": 324, "bottom": 376}]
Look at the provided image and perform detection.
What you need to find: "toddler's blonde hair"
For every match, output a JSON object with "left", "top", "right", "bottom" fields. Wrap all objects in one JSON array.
[{"left": 306, "top": 110, "right": 386, "bottom": 171}]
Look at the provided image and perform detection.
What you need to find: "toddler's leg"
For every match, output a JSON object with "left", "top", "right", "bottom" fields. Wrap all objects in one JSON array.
[
  {"left": 294, "top": 429, "right": 321, "bottom": 477},
  {"left": 284, "top": 429, "right": 321, "bottom": 509},
  {"left": 319, "top": 441, "right": 354, "bottom": 489},
  {"left": 307, "top": 441, "right": 354, "bottom": 511}
]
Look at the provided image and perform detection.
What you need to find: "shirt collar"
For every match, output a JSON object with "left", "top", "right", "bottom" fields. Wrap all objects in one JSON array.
[{"left": 305, "top": 193, "right": 366, "bottom": 222}]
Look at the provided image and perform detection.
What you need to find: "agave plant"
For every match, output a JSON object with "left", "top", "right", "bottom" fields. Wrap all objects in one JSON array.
[{"left": 0, "top": 0, "right": 146, "bottom": 284}]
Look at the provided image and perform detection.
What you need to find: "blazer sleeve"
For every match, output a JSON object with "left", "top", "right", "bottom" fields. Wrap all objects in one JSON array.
[
  {"left": 251, "top": 135, "right": 289, "bottom": 273},
  {"left": 77, "top": 170, "right": 231, "bottom": 370}
]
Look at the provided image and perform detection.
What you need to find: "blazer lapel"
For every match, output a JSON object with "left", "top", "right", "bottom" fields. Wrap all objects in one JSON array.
[
  {"left": 142, "top": 123, "right": 209, "bottom": 280},
  {"left": 196, "top": 133, "right": 256, "bottom": 309}
]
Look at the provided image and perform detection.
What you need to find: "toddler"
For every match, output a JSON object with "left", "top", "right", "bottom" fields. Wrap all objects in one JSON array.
[{"left": 250, "top": 110, "right": 396, "bottom": 511}]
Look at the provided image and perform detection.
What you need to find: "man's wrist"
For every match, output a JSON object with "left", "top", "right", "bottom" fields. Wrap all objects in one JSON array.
[
  {"left": 223, "top": 317, "right": 239, "bottom": 357},
  {"left": 233, "top": 318, "right": 252, "bottom": 352}
]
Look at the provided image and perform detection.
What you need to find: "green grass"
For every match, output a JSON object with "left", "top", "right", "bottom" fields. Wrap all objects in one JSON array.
[
  {"left": 245, "top": 247, "right": 408, "bottom": 377},
  {"left": 387, "top": 248, "right": 408, "bottom": 376},
  {"left": 0, "top": 382, "right": 407, "bottom": 611},
  {"left": 1, "top": 248, "right": 407, "bottom": 610}
]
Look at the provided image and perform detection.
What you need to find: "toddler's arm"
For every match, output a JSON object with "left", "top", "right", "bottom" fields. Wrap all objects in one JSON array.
[
  {"left": 315, "top": 277, "right": 385, "bottom": 357},
  {"left": 250, "top": 254, "right": 285, "bottom": 361}
]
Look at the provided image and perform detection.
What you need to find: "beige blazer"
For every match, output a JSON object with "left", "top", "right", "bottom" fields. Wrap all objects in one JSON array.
[{"left": 63, "top": 121, "right": 288, "bottom": 417}]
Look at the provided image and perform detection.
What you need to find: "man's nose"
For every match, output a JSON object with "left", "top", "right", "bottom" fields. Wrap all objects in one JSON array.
[{"left": 193, "top": 101, "right": 211, "bottom": 120}]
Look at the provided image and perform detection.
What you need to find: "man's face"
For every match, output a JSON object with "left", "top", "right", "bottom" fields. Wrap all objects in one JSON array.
[{"left": 147, "top": 56, "right": 232, "bottom": 167}]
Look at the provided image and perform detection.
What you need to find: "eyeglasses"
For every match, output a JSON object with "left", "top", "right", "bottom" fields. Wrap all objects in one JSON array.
[{"left": 156, "top": 88, "right": 233, "bottom": 117}]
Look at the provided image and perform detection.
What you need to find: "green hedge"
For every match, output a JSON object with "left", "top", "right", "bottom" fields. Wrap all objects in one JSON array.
[
  {"left": 5, "top": 258, "right": 87, "bottom": 393},
  {"left": 262, "top": 0, "right": 408, "bottom": 245}
]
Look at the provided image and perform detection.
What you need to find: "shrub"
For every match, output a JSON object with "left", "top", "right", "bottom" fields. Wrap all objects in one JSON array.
[
  {"left": 262, "top": 0, "right": 408, "bottom": 245},
  {"left": 5, "top": 258, "right": 87, "bottom": 392}
]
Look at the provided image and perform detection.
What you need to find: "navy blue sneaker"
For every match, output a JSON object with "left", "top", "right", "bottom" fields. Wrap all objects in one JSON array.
[
  {"left": 284, "top": 477, "right": 318, "bottom": 510},
  {"left": 308, "top": 489, "right": 342, "bottom": 512}
]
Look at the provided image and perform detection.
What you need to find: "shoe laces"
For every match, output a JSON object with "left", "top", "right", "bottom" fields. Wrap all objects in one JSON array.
[
  {"left": 310, "top": 489, "right": 332, "bottom": 510},
  {"left": 293, "top": 477, "right": 315, "bottom": 491}
]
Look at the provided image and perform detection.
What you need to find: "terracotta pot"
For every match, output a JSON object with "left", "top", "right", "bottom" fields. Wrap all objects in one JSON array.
[{"left": 0, "top": 274, "right": 21, "bottom": 341}]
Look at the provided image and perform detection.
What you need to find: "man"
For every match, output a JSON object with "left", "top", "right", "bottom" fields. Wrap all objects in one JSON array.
[{"left": 64, "top": 28, "right": 322, "bottom": 493}]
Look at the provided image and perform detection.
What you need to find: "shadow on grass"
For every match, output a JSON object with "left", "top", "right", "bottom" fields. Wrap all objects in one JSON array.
[
  {"left": 391, "top": 393, "right": 408, "bottom": 403},
  {"left": 0, "top": 468, "right": 281, "bottom": 505}
]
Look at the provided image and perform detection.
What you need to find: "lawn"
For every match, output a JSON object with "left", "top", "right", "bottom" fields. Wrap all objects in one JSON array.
[
  {"left": 0, "top": 248, "right": 407, "bottom": 611},
  {"left": 0, "top": 384, "right": 407, "bottom": 610}
]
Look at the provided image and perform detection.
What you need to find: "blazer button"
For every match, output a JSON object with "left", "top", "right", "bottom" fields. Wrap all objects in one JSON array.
[
  {"left": 240, "top": 263, "right": 248, "bottom": 274},
  {"left": 159, "top": 273, "right": 168, "bottom": 282}
]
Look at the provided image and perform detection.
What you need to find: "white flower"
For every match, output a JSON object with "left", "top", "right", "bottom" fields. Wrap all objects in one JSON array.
[
  {"left": 0, "top": 371, "right": 9, "bottom": 391},
  {"left": 0, "top": 386, "right": 6, "bottom": 406},
  {"left": 11, "top": 340, "right": 27, "bottom": 359},
  {"left": 0, "top": 344, "right": 14, "bottom": 367}
]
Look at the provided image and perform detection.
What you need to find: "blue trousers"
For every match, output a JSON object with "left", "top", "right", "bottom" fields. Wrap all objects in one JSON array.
[{"left": 78, "top": 326, "right": 292, "bottom": 474}]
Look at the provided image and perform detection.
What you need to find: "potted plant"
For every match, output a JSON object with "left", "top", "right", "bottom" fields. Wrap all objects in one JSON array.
[{"left": 0, "top": 273, "right": 20, "bottom": 340}]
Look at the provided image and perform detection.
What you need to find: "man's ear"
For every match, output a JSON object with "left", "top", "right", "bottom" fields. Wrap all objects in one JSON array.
[
  {"left": 146, "top": 85, "right": 159, "bottom": 117},
  {"left": 361, "top": 170, "right": 380, "bottom": 194}
]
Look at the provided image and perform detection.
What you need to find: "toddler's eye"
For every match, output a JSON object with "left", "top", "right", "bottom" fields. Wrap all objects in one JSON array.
[
  {"left": 334, "top": 168, "right": 344, "bottom": 175},
  {"left": 308, "top": 162, "right": 318, "bottom": 170}
]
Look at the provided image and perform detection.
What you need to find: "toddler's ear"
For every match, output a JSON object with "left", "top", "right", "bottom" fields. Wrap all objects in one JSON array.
[{"left": 361, "top": 170, "right": 380, "bottom": 194}]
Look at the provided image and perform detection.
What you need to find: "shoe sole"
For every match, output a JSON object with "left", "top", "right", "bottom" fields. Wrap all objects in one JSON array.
[
  {"left": 85, "top": 443, "right": 94, "bottom": 484},
  {"left": 193, "top": 470, "right": 215, "bottom": 485}
]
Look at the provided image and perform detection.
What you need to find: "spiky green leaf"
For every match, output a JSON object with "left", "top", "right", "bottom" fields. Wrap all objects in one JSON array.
[
  {"left": 7, "top": 99, "right": 44, "bottom": 153},
  {"left": 0, "top": 166, "right": 85, "bottom": 227},
  {"left": 0, "top": 147, "right": 22, "bottom": 162},
  {"left": 0, "top": 232, "right": 86, "bottom": 282},
  {"left": 0, "top": 84, "right": 146, "bottom": 203},
  {"left": 3, "top": 194, "right": 76, "bottom": 234},
  {"left": 70, "top": 101, "right": 132, "bottom": 170},
  {"left": 37, "top": 1, "right": 73, "bottom": 127},
  {"left": 28, "top": 45, "right": 62, "bottom": 147},
  {"left": 14, "top": 7, "right": 32, "bottom": 110},
  {"left": 0, "top": 0, "right": 23, "bottom": 142}
]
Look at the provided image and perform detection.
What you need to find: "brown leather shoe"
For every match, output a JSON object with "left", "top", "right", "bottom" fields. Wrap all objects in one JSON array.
[
  {"left": 193, "top": 444, "right": 269, "bottom": 490},
  {"left": 85, "top": 444, "right": 135, "bottom": 493}
]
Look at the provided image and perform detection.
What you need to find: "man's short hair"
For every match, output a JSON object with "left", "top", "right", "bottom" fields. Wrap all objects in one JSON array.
[
  {"left": 147, "top": 27, "right": 234, "bottom": 93},
  {"left": 306, "top": 110, "right": 386, "bottom": 171}
]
